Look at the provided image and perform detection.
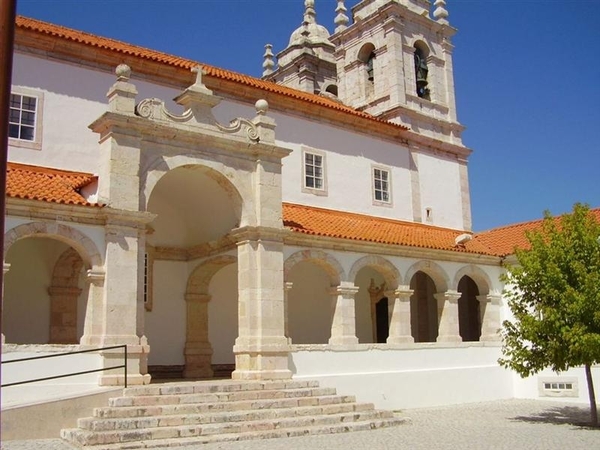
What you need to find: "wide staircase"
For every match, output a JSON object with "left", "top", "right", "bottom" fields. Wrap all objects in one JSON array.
[{"left": 61, "top": 379, "right": 405, "bottom": 449}]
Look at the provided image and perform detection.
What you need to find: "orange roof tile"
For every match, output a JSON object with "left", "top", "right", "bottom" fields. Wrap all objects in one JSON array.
[
  {"left": 15, "top": 16, "right": 409, "bottom": 133},
  {"left": 474, "top": 208, "right": 600, "bottom": 257},
  {"left": 6, "top": 162, "right": 99, "bottom": 207},
  {"left": 283, "top": 203, "right": 493, "bottom": 256}
]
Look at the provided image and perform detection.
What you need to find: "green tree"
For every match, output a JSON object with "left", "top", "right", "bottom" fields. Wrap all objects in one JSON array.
[{"left": 499, "top": 203, "right": 600, "bottom": 426}]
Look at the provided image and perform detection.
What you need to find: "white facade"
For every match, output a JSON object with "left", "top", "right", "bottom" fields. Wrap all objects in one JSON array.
[{"left": 3, "top": 1, "right": 597, "bottom": 410}]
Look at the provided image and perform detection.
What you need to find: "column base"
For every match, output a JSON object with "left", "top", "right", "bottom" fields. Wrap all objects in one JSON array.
[
  {"left": 480, "top": 334, "right": 501, "bottom": 342},
  {"left": 387, "top": 335, "right": 414, "bottom": 344},
  {"left": 328, "top": 336, "right": 359, "bottom": 345},
  {"left": 184, "top": 343, "right": 214, "bottom": 378},
  {"left": 232, "top": 342, "right": 292, "bottom": 380},
  {"left": 99, "top": 373, "right": 151, "bottom": 386},
  {"left": 436, "top": 335, "right": 462, "bottom": 343}
]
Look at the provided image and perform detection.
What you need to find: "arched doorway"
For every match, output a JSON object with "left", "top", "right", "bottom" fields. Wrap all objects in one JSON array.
[
  {"left": 458, "top": 276, "right": 481, "bottom": 342},
  {"left": 144, "top": 164, "right": 242, "bottom": 378},
  {"left": 409, "top": 271, "right": 438, "bottom": 342}
]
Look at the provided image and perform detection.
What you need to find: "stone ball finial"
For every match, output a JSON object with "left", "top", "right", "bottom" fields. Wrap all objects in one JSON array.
[
  {"left": 115, "top": 64, "right": 131, "bottom": 81},
  {"left": 255, "top": 99, "right": 269, "bottom": 115}
]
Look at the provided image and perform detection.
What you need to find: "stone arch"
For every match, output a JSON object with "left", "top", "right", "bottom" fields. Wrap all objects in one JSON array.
[
  {"left": 187, "top": 255, "right": 238, "bottom": 295},
  {"left": 348, "top": 255, "right": 401, "bottom": 289},
  {"left": 284, "top": 250, "right": 344, "bottom": 286},
  {"left": 349, "top": 255, "right": 400, "bottom": 344},
  {"left": 4, "top": 222, "right": 103, "bottom": 269},
  {"left": 142, "top": 155, "right": 248, "bottom": 226},
  {"left": 452, "top": 265, "right": 492, "bottom": 296},
  {"left": 49, "top": 248, "right": 85, "bottom": 344},
  {"left": 357, "top": 42, "right": 376, "bottom": 63},
  {"left": 405, "top": 260, "right": 449, "bottom": 293}
]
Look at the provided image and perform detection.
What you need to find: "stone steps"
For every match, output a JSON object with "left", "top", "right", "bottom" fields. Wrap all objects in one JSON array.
[
  {"left": 95, "top": 394, "right": 358, "bottom": 419},
  {"left": 61, "top": 379, "right": 405, "bottom": 448}
]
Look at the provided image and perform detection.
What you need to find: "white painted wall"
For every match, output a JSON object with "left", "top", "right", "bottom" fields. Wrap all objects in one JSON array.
[
  {"left": 287, "top": 261, "right": 333, "bottom": 344},
  {"left": 291, "top": 345, "right": 512, "bottom": 409},
  {"left": 418, "top": 151, "right": 464, "bottom": 230},
  {"left": 145, "top": 260, "right": 187, "bottom": 366},
  {"left": 208, "top": 264, "right": 238, "bottom": 364},
  {"left": 10, "top": 53, "right": 181, "bottom": 175},
  {"left": 4, "top": 238, "right": 70, "bottom": 344},
  {"left": 1, "top": 348, "right": 103, "bottom": 388},
  {"left": 512, "top": 367, "right": 600, "bottom": 404}
]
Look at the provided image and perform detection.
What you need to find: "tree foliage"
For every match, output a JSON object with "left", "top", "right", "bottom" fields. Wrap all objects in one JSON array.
[{"left": 499, "top": 203, "right": 600, "bottom": 425}]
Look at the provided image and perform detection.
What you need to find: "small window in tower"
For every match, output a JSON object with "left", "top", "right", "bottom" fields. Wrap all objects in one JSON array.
[
  {"left": 366, "top": 52, "right": 375, "bottom": 83},
  {"left": 414, "top": 42, "right": 431, "bottom": 100}
]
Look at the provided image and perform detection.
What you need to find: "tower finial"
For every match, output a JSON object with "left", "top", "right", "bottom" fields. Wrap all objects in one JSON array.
[
  {"left": 304, "top": 0, "right": 316, "bottom": 24},
  {"left": 433, "top": 0, "right": 449, "bottom": 25},
  {"left": 262, "top": 44, "right": 275, "bottom": 77},
  {"left": 334, "top": 0, "right": 349, "bottom": 33}
]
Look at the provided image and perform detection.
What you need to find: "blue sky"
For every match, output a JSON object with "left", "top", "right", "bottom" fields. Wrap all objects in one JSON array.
[{"left": 15, "top": 0, "right": 600, "bottom": 231}]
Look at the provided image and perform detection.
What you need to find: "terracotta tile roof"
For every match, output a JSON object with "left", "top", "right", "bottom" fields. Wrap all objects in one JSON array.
[
  {"left": 474, "top": 208, "right": 600, "bottom": 257},
  {"left": 282, "top": 203, "right": 494, "bottom": 256},
  {"left": 6, "top": 162, "right": 99, "bottom": 207},
  {"left": 15, "top": 16, "right": 409, "bottom": 132}
]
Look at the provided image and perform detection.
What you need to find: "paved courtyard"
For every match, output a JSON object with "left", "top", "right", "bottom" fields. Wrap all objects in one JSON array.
[{"left": 1, "top": 399, "right": 598, "bottom": 450}]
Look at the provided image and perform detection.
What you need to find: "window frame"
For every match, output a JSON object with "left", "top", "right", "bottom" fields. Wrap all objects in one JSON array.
[
  {"left": 8, "top": 87, "right": 44, "bottom": 151},
  {"left": 302, "top": 148, "right": 327, "bottom": 196},
  {"left": 372, "top": 165, "right": 392, "bottom": 206}
]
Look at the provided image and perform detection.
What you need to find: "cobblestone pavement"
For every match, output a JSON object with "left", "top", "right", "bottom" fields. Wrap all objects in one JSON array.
[{"left": 2, "top": 399, "right": 598, "bottom": 450}]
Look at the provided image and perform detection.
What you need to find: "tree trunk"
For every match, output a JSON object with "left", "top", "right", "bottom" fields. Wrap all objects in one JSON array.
[{"left": 585, "top": 363, "right": 598, "bottom": 427}]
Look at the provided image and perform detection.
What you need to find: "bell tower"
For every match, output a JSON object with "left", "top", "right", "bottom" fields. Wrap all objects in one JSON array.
[
  {"left": 263, "top": 0, "right": 464, "bottom": 145},
  {"left": 332, "top": 0, "right": 462, "bottom": 144}
]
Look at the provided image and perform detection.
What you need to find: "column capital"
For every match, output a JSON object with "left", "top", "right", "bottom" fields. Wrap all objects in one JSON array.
[
  {"left": 329, "top": 283, "right": 359, "bottom": 297},
  {"left": 185, "top": 293, "right": 211, "bottom": 303},
  {"left": 477, "top": 293, "right": 502, "bottom": 306},
  {"left": 87, "top": 268, "right": 106, "bottom": 284},
  {"left": 385, "top": 287, "right": 413, "bottom": 299},
  {"left": 435, "top": 290, "right": 461, "bottom": 303},
  {"left": 231, "top": 226, "right": 287, "bottom": 244}
]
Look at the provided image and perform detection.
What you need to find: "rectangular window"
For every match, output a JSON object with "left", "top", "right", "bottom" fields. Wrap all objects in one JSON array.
[
  {"left": 373, "top": 167, "right": 391, "bottom": 204},
  {"left": 305, "top": 152, "right": 324, "bottom": 190},
  {"left": 9, "top": 93, "right": 37, "bottom": 141},
  {"left": 539, "top": 378, "right": 577, "bottom": 398},
  {"left": 8, "top": 88, "right": 43, "bottom": 150}
]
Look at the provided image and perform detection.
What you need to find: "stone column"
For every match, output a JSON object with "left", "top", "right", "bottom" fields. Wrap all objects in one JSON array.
[
  {"left": 386, "top": 286, "right": 414, "bottom": 344},
  {"left": 48, "top": 286, "right": 81, "bottom": 344},
  {"left": 478, "top": 293, "right": 502, "bottom": 342},
  {"left": 284, "top": 282, "right": 293, "bottom": 344},
  {"left": 328, "top": 282, "right": 359, "bottom": 346},
  {"left": 2, "top": 263, "right": 10, "bottom": 344},
  {"left": 184, "top": 293, "right": 213, "bottom": 378},
  {"left": 96, "top": 222, "right": 150, "bottom": 386},
  {"left": 88, "top": 65, "right": 151, "bottom": 386},
  {"left": 80, "top": 268, "right": 105, "bottom": 346},
  {"left": 232, "top": 229, "right": 291, "bottom": 380},
  {"left": 435, "top": 291, "right": 462, "bottom": 343}
]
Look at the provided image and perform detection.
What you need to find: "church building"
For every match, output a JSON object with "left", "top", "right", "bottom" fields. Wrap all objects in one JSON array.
[{"left": 3, "top": 0, "right": 596, "bottom": 417}]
